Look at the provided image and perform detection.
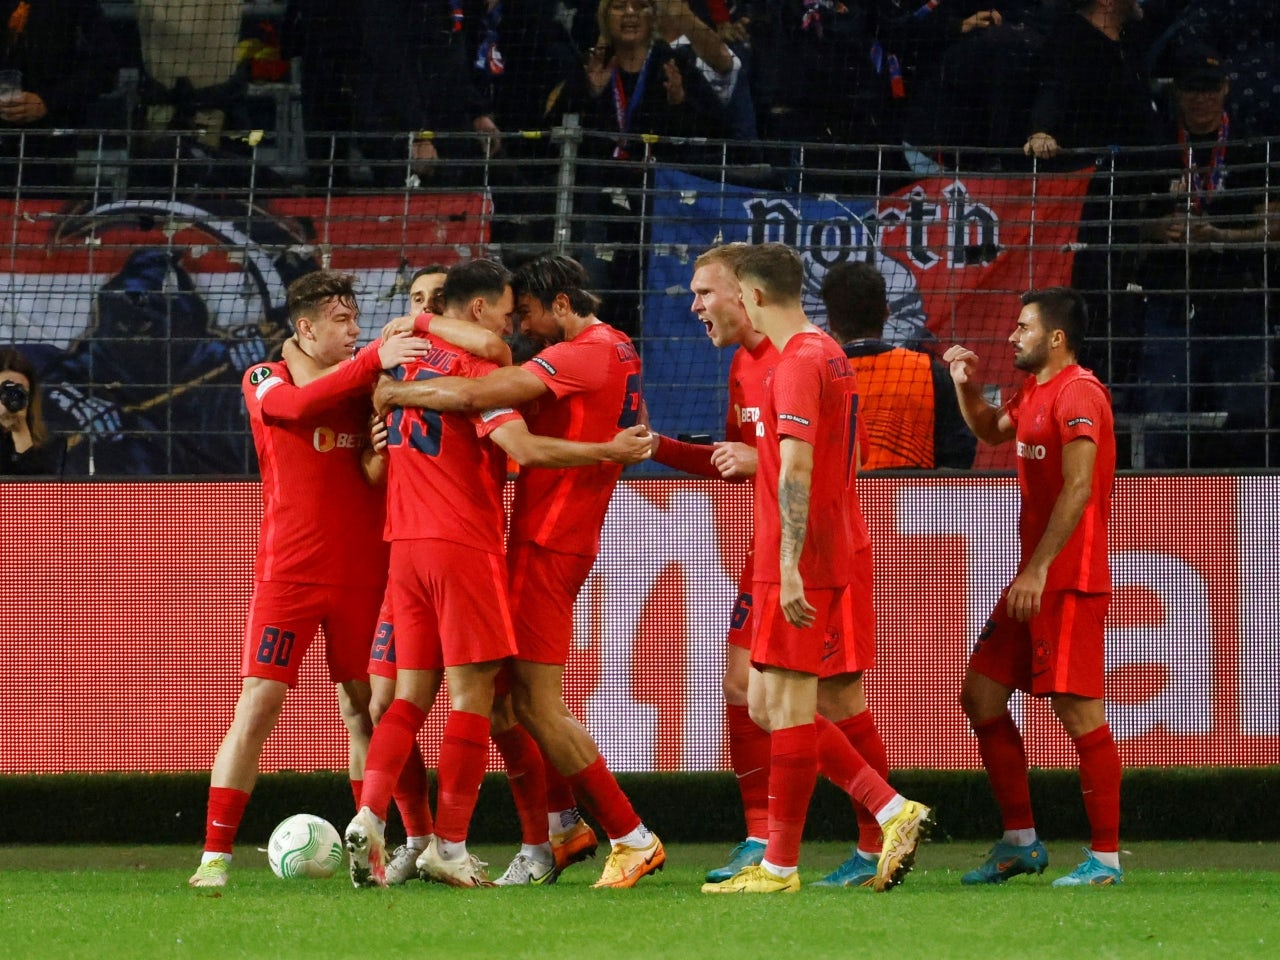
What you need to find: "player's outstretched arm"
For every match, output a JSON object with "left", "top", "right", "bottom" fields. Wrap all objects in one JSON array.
[
  {"left": 384, "top": 313, "right": 513, "bottom": 366},
  {"left": 943, "top": 344, "right": 1014, "bottom": 446},
  {"left": 777, "top": 436, "right": 817, "bottom": 629},
  {"left": 373, "top": 364, "right": 546, "bottom": 416},
  {"left": 490, "top": 420, "right": 652, "bottom": 468}
]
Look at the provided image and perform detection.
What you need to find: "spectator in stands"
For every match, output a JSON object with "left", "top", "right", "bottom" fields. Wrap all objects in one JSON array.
[
  {"left": 1137, "top": 43, "right": 1276, "bottom": 468},
  {"left": 822, "top": 261, "right": 976, "bottom": 471},
  {"left": 547, "top": 0, "right": 730, "bottom": 335},
  {"left": 0, "top": 0, "right": 116, "bottom": 189},
  {"left": 0, "top": 346, "right": 62, "bottom": 476},
  {"left": 890, "top": 2, "right": 1062, "bottom": 173},
  {"left": 134, "top": 0, "right": 245, "bottom": 149},
  {"left": 1022, "top": 0, "right": 1169, "bottom": 395},
  {"left": 1023, "top": 0, "right": 1162, "bottom": 162},
  {"left": 1172, "top": 0, "right": 1280, "bottom": 137},
  {"left": 657, "top": 0, "right": 755, "bottom": 140},
  {"left": 287, "top": 1, "right": 501, "bottom": 189}
]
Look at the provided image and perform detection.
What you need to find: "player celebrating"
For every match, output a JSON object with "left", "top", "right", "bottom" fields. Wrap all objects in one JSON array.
[
  {"left": 943, "top": 287, "right": 1121, "bottom": 887},
  {"left": 188, "top": 271, "right": 428, "bottom": 888},
  {"left": 702, "top": 243, "right": 931, "bottom": 895},
  {"left": 373, "top": 254, "right": 664, "bottom": 889},
  {"left": 346, "top": 259, "right": 652, "bottom": 887},
  {"left": 652, "top": 244, "right": 896, "bottom": 888}
]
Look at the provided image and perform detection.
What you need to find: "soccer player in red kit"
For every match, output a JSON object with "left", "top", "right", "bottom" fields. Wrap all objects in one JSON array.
[
  {"left": 702, "top": 243, "right": 932, "bottom": 895},
  {"left": 189, "top": 271, "right": 429, "bottom": 888},
  {"left": 373, "top": 255, "right": 664, "bottom": 890},
  {"left": 280, "top": 264, "right": 511, "bottom": 886},
  {"left": 944, "top": 286, "right": 1121, "bottom": 887},
  {"left": 346, "top": 259, "right": 652, "bottom": 887},
  {"left": 653, "top": 244, "right": 897, "bottom": 889}
]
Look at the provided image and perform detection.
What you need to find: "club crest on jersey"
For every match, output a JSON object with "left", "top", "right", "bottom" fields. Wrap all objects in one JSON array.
[
  {"left": 530, "top": 356, "right": 557, "bottom": 376},
  {"left": 249, "top": 366, "right": 272, "bottom": 385},
  {"left": 313, "top": 427, "right": 362, "bottom": 452}
]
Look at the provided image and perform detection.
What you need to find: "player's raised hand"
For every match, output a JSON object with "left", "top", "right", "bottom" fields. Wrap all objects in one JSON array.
[
  {"left": 605, "top": 424, "right": 654, "bottom": 464},
  {"left": 377, "top": 331, "right": 430, "bottom": 370},
  {"left": 380, "top": 315, "right": 418, "bottom": 340},
  {"left": 711, "top": 440, "right": 757, "bottom": 479},
  {"left": 943, "top": 344, "right": 980, "bottom": 386}
]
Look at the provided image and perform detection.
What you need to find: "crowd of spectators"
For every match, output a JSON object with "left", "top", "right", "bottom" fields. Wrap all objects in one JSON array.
[{"left": 6, "top": 2, "right": 1278, "bottom": 188}]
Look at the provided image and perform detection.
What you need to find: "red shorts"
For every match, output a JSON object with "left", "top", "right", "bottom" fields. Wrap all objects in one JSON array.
[
  {"left": 821, "top": 546, "right": 876, "bottom": 678},
  {"left": 389, "top": 539, "right": 517, "bottom": 670},
  {"left": 242, "top": 579, "right": 382, "bottom": 687},
  {"left": 970, "top": 589, "right": 1109, "bottom": 699},
  {"left": 726, "top": 552, "right": 755, "bottom": 651},
  {"left": 750, "top": 581, "right": 870, "bottom": 677},
  {"left": 366, "top": 586, "right": 396, "bottom": 681},
  {"left": 507, "top": 541, "right": 596, "bottom": 665}
]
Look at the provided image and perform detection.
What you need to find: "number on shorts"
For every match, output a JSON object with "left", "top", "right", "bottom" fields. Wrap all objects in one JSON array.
[
  {"left": 256, "top": 626, "right": 296, "bottom": 667},
  {"left": 730, "top": 591, "right": 753, "bottom": 631},
  {"left": 370, "top": 622, "right": 396, "bottom": 664}
]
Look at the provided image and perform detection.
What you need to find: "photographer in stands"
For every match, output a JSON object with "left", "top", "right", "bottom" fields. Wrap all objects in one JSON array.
[{"left": 0, "top": 346, "right": 62, "bottom": 476}]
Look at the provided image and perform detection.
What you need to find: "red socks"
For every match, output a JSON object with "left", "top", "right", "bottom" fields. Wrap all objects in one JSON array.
[
  {"left": 544, "top": 753, "right": 577, "bottom": 816},
  {"left": 435, "top": 710, "right": 491, "bottom": 843},
  {"left": 492, "top": 724, "right": 550, "bottom": 845},
  {"left": 836, "top": 711, "right": 890, "bottom": 852},
  {"left": 349, "top": 779, "right": 363, "bottom": 810},
  {"left": 815, "top": 714, "right": 896, "bottom": 818},
  {"left": 1074, "top": 723, "right": 1122, "bottom": 853},
  {"left": 764, "top": 723, "right": 818, "bottom": 869},
  {"left": 973, "top": 711, "right": 1035, "bottom": 831},
  {"left": 360, "top": 698, "right": 427, "bottom": 822},
  {"left": 568, "top": 756, "right": 641, "bottom": 840},
  {"left": 393, "top": 741, "right": 434, "bottom": 839},
  {"left": 204, "top": 786, "right": 249, "bottom": 855},
  {"left": 727, "top": 703, "right": 771, "bottom": 839}
]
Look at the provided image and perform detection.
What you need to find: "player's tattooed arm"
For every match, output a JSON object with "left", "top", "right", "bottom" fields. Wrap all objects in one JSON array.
[{"left": 777, "top": 436, "right": 817, "bottom": 628}]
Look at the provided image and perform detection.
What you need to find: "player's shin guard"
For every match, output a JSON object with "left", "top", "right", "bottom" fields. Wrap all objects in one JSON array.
[
  {"left": 393, "top": 741, "right": 434, "bottom": 840},
  {"left": 435, "top": 710, "right": 491, "bottom": 843},
  {"left": 361, "top": 699, "right": 428, "bottom": 823},
  {"left": 492, "top": 724, "right": 551, "bottom": 845},
  {"left": 544, "top": 752, "right": 577, "bottom": 814},
  {"left": 1073, "top": 723, "right": 1121, "bottom": 853},
  {"left": 568, "top": 756, "right": 641, "bottom": 840},
  {"left": 815, "top": 714, "right": 897, "bottom": 818},
  {"left": 727, "top": 703, "right": 771, "bottom": 840},
  {"left": 973, "top": 711, "right": 1035, "bottom": 831},
  {"left": 204, "top": 786, "right": 250, "bottom": 854},
  {"left": 837, "top": 711, "right": 890, "bottom": 853},
  {"left": 765, "top": 723, "right": 818, "bottom": 869}
]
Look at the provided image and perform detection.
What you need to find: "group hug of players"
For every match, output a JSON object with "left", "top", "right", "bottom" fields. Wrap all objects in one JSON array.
[{"left": 188, "top": 241, "right": 1123, "bottom": 893}]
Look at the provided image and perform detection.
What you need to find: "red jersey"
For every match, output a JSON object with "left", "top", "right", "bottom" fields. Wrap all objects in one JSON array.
[
  {"left": 654, "top": 336, "right": 777, "bottom": 477},
  {"left": 509, "top": 322, "right": 644, "bottom": 557},
  {"left": 383, "top": 338, "right": 522, "bottom": 554},
  {"left": 754, "top": 329, "right": 868, "bottom": 587},
  {"left": 243, "top": 345, "right": 388, "bottom": 588},
  {"left": 1004, "top": 364, "right": 1115, "bottom": 593}
]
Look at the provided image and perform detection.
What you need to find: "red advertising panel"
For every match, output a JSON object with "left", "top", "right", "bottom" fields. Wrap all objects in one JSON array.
[{"left": 2, "top": 477, "right": 1276, "bottom": 773}]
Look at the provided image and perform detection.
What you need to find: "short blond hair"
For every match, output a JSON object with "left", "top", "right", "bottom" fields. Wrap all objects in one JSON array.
[{"left": 694, "top": 242, "right": 751, "bottom": 274}]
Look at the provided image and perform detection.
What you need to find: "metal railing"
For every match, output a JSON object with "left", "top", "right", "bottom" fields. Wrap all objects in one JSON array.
[{"left": 1, "top": 126, "right": 1275, "bottom": 474}]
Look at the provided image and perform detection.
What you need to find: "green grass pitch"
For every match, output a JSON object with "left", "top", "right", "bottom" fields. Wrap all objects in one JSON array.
[{"left": 2, "top": 842, "right": 1276, "bottom": 960}]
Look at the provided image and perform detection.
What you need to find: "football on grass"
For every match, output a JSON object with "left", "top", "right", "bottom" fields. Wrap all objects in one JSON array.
[{"left": 267, "top": 814, "right": 344, "bottom": 879}]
